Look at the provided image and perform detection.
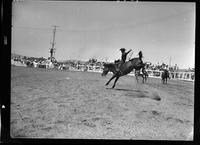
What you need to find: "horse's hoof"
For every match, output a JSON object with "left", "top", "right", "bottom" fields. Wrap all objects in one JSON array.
[{"left": 105, "top": 83, "right": 108, "bottom": 86}]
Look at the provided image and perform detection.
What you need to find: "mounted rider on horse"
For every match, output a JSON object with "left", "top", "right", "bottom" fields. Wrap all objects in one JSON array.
[
  {"left": 115, "top": 48, "right": 131, "bottom": 74},
  {"left": 101, "top": 48, "right": 145, "bottom": 88},
  {"left": 115, "top": 48, "right": 144, "bottom": 75}
]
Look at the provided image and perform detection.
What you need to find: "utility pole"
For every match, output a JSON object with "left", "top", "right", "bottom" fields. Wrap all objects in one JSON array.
[
  {"left": 169, "top": 56, "right": 171, "bottom": 68},
  {"left": 50, "top": 25, "right": 59, "bottom": 62}
]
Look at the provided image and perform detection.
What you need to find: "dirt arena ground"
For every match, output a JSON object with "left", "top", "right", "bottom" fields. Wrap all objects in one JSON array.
[{"left": 10, "top": 66, "right": 194, "bottom": 140}]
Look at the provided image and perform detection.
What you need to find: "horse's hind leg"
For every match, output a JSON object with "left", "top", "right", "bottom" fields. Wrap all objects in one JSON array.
[
  {"left": 142, "top": 75, "right": 145, "bottom": 83},
  {"left": 144, "top": 76, "right": 147, "bottom": 83},
  {"left": 112, "top": 76, "right": 119, "bottom": 88},
  {"left": 142, "top": 76, "right": 145, "bottom": 83},
  {"left": 145, "top": 76, "right": 147, "bottom": 82},
  {"left": 135, "top": 74, "right": 139, "bottom": 83},
  {"left": 106, "top": 74, "right": 116, "bottom": 86},
  {"left": 164, "top": 78, "right": 167, "bottom": 84}
]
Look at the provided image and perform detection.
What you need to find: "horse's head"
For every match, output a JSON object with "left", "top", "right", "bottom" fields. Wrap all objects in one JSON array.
[{"left": 101, "top": 64, "right": 110, "bottom": 76}]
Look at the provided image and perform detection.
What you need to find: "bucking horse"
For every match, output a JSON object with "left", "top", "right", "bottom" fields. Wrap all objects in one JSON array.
[{"left": 101, "top": 53, "right": 145, "bottom": 88}]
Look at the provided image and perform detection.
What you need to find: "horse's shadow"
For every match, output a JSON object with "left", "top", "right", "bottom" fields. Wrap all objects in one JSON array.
[
  {"left": 106, "top": 87, "right": 161, "bottom": 101},
  {"left": 106, "top": 87, "right": 143, "bottom": 93}
]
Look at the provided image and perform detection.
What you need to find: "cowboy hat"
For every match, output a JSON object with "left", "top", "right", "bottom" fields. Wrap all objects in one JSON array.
[{"left": 120, "top": 48, "right": 126, "bottom": 51}]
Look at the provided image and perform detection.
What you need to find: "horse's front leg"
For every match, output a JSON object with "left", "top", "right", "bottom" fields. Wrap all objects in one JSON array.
[
  {"left": 112, "top": 76, "right": 120, "bottom": 88},
  {"left": 105, "top": 74, "right": 116, "bottom": 86}
]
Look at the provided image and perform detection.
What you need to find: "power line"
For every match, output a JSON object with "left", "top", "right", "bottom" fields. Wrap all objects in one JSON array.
[
  {"left": 12, "top": 25, "right": 50, "bottom": 30},
  {"left": 12, "top": 25, "right": 62, "bottom": 31}
]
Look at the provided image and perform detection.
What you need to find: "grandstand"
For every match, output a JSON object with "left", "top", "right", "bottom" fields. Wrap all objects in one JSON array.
[{"left": 11, "top": 53, "right": 194, "bottom": 82}]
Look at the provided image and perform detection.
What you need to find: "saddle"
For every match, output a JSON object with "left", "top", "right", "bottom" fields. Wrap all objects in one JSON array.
[
  {"left": 114, "top": 60, "right": 132, "bottom": 75},
  {"left": 113, "top": 60, "right": 122, "bottom": 75}
]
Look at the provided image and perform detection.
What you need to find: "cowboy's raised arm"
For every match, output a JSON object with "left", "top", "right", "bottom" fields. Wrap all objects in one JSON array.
[{"left": 126, "top": 49, "right": 132, "bottom": 55}]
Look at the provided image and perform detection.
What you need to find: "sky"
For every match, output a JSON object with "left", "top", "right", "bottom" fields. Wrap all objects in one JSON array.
[{"left": 12, "top": 1, "right": 195, "bottom": 69}]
